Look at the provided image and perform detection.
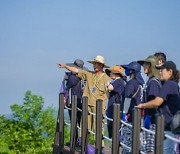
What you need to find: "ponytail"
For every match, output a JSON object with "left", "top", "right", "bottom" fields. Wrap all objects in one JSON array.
[{"left": 171, "top": 70, "right": 180, "bottom": 83}]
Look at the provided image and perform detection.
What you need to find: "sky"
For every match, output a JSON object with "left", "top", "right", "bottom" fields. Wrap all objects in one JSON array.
[{"left": 0, "top": 0, "right": 180, "bottom": 115}]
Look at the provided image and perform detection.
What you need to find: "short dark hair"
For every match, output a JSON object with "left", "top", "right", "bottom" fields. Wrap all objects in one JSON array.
[{"left": 154, "top": 52, "right": 167, "bottom": 63}]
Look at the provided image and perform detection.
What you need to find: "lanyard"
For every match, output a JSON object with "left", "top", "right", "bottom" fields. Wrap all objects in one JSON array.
[{"left": 92, "top": 73, "right": 105, "bottom": 93}]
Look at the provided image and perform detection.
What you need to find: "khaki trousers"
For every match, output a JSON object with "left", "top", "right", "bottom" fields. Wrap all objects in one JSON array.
[{"left": 80, "top": 102, "right": 106, "bottom": 147}]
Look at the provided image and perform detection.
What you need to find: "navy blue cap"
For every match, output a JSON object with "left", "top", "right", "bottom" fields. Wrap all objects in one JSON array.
[
  {"left": 156, "top": 61, "right": 177, "bottom": 72},
  {"left": 122, "top": 61, "right": 141, "bottom": 72},
  {"left": 122, "top": 61, "right": 144, "bottom": 85}
]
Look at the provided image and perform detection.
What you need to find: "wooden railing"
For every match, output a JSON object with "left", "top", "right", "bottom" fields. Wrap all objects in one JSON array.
[{"left": 52, "top": 94, "right": 180, "bottom": 154}]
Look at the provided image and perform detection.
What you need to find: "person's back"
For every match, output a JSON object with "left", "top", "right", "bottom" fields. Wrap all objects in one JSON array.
[
  {"left": 66, "top": 72, "right": 83, "bottom": 106},
  {"left": 58, "top": 59, "right": 87, "bottom": 146}
]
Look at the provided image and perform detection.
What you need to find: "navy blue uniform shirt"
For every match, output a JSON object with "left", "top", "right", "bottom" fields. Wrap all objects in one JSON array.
[
  {"left": 66, "top": 73, "right": 83, "bottom": 105},
  {"left": 145, "top": 77, "right": 161, "bottom": 124},
  {"left": 157, "top": 80, "right": 180, "bottom": 130},
  {"left": 125, "top": 78, "right": 142, "bottom": 122},
  {"left": 106, "top": 78, "right": 125, "bottom": 119}
]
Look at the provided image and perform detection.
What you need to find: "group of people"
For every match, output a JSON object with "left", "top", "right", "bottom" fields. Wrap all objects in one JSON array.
[{"left": 58, "top": 52, "right": 180, "bottom": 154}]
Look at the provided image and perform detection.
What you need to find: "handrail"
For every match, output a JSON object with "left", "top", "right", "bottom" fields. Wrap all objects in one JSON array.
[{"left": 54, "top": 94, "right": 180, "bottom": 154}]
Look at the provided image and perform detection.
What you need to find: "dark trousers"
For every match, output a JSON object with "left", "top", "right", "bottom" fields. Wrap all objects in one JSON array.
[
  {"left": 107, "top": 120, "right": 113, "bottom": 139},
  {"left": 68, "top": 103, "right": 82, "bottom": 142}
]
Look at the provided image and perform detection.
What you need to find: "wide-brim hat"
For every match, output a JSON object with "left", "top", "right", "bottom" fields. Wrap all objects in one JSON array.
[
  {"left": 138, "top": 55, "right": 160, "bottom": 78},
  {"left": 137, "top": 55, "right": 158, "bottom": 66},
  {"left": 105, "top": 65, "right": 125, "bottom": 77},
  {"left": 87, "top": 55, "right": 110, "bottom": 68},
  {"left": 66, "top": 59, "right": 88, "bottom": 71}
]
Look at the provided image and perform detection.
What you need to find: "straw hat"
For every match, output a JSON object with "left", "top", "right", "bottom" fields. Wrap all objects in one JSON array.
[
  {"left": 87, "top": 55, "right": 109, "bottom": 68},
  {"left": 105, "top": 65, "right": 125, "bottom": 77}
]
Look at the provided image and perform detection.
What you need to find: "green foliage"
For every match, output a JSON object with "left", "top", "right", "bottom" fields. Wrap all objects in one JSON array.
[
  {"left": 64, "top": 125, "right": 70, "bottom": 143},
  {"left": 0, "top": 91, "right": 60, "bottom": 153},
  {"left": 88, "top": 133, "right": 95, "bottom": 145}
]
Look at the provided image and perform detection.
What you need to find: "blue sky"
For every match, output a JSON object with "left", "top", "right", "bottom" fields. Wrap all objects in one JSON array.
[{"left": 0, "top": 0, "right": 180, "bottom": 115}]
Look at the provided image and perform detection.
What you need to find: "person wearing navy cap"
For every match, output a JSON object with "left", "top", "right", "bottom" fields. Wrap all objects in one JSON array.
[
  {"left": 121, "top": 61, "right": 144, "bottom": 154},
  {"left": 136, "top": 60, "right": 180, "bottom": 154}
]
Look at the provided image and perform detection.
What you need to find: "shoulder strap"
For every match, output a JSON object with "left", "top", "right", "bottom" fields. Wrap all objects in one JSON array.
[
  {"left": 148, "top": 77, "right": 162, "bottom": 88},
  {"left": 132, "top": 85, "right": 141, "bottom": 98}
]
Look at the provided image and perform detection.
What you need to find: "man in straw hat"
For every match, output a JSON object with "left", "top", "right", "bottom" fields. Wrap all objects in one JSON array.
[{"left": 58, "top": 55, "right": 111, "bottom": 147}]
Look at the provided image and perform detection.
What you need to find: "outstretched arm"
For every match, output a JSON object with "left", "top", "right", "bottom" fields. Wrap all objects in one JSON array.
[{"left": 57, "top": 63, "right": 79, "bottom": 74}]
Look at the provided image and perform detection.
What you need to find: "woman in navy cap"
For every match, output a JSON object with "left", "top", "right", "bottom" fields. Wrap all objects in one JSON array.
[
  {"left": 121, "top": 61, "right": 144, "bottom": 154},
  {"left": 136, "top": 60, "right": 180, "bottom": 154}
]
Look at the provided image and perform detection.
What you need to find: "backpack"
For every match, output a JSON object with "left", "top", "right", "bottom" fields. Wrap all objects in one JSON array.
[
  {"left": 170, "top": 110, "right": 180, "bottom": 134},
  {"left": 59, "top": 77, "right": 69, "bottom": 105},
  {"left": 170, "top": 84, "right": 180, "bottom": 134},
  {"left": 60, "top": 72, "right": 86, "bottom": 106}
]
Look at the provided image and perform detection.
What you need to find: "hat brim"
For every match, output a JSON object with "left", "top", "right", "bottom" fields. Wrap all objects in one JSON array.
[
  {"left": 155, "top": 65, "right": 164, "bottom": 69},
  {"left": 105, "top": 68, "right": 125, "bottom": 77},
  {"left": 66, "top": 63, "right": 88, "bottom": 71},
  {"left": 87, "top": 60, "right": 110, "bottom": 68},
  {"left": 137, "top": 60, "right": 145, "bottom": 66},
  {"left": 121, "top": 64, "right": 133, "bottom": 70},
  {"left": 138, "top": 60, "right": 152, "bottom": 66}
]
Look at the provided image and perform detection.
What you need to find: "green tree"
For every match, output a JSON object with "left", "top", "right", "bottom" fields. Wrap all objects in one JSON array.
[{"left": 0, "top": 91, "right": 57, "bottom": 153}]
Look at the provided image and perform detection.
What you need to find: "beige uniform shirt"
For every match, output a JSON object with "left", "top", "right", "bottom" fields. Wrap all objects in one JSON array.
[{"left": 78, "top": 70, "right": 111, "bottom": 106}]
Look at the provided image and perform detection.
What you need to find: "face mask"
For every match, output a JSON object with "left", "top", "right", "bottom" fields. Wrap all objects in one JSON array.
[{"left": 125, "top": 69, "right": 131, "bottom": 76}]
